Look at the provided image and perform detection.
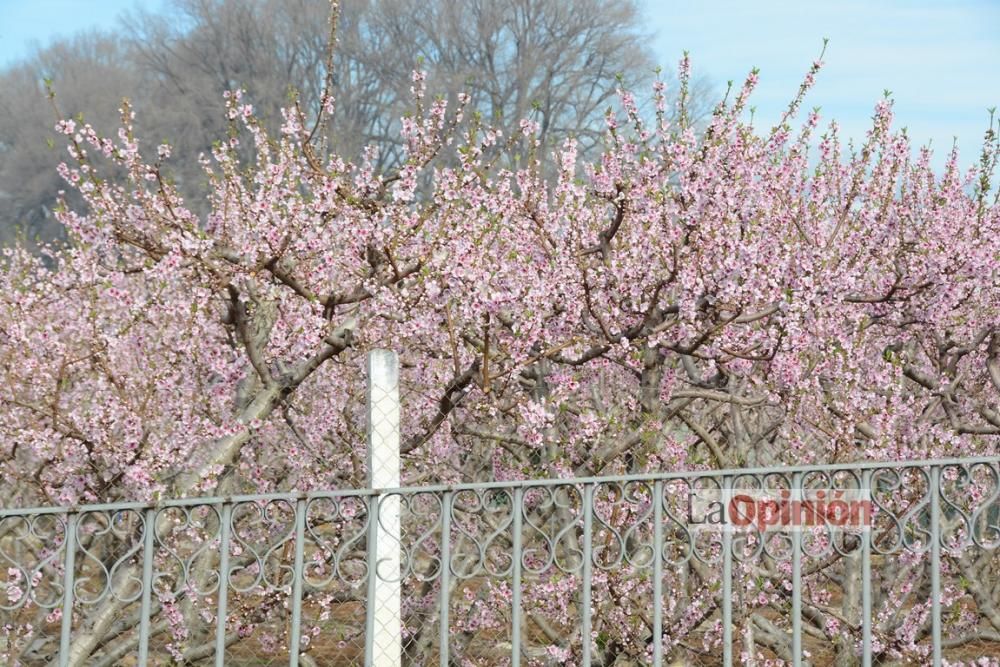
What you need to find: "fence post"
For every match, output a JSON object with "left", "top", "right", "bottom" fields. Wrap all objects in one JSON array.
[{"left": 365, "top": 350, "right": 402, "bottom": 666}]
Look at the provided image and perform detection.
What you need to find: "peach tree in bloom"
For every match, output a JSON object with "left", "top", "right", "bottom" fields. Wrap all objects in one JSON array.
[{"left": 1, "top": 40, "right": 1000, "bottom": 665}]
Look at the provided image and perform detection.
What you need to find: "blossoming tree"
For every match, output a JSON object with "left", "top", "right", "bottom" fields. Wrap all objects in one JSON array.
[{"left": 1, "top": 20, "right": 999, "bottom": 665}]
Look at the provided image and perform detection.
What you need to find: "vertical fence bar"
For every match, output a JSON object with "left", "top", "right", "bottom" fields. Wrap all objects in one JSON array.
[
  {"left": 138, "top": 507, "right": 156, "bottom": 666},
  {"left": 652, "top": 480, "right": 664, "bottom": 667},
  {"left": 722, "top": 475, "right": 733, "bottom": 667},
  {"left": 930, "top": 465, "right": 942, "bottom": 666},
  {"left": 215, "top": 502, "right": 232, "bottom": 667},
  {"left": 364, "top": 494, "right": 381, "bottom": 665},
  {"left": 581, "top": 483, "right": 594, "bottom": 667},
  {"left": 512, "top": 486, "right": 524, "bottom": 667},
  {"left": 791, "top": 472, "right": 802, "bottom": 667},
  {"left": 58, "top": 512, "right": 78, "bottom": 667},
  {"left": 289, "top": 498, "right": 307, "bottom": 667},
  {"left": 439, "top": 491, "right": 452, "bottom": 667},
  {"left": 861, "top": 470, "right": 872, "bottom": 667}
]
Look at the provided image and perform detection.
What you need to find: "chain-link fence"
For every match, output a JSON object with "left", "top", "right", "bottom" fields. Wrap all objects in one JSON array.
[{"left": 3, "top": 456, "right": 1000, "bottom": 665}]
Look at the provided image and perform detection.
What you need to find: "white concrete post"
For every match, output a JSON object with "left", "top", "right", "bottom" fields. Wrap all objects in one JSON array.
[{"left": 365, "top": 350, "right": 402, "bottom": 665}]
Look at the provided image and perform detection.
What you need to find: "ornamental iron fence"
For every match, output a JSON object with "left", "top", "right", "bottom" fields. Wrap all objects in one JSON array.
[
  {"left": 3, "top": 457, "right": 1000, "bottom": 666},
  {"left": 3, "top": 353, "right": 1000, "bottom": 665}
]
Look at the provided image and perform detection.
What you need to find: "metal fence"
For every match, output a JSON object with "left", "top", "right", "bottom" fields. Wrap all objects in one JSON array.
[{"left": 3, "top": 456, "right": 1000, "bottom": 666}]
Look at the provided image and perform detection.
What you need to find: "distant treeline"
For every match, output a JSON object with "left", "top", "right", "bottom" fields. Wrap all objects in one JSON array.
[{"left": 0, "top": 0, "right": 712, "bottom": 247}]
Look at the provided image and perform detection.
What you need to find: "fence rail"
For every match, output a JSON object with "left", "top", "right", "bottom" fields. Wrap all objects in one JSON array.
[{"left": 3, "top": 456, "right": 1000, "bottom": 666}]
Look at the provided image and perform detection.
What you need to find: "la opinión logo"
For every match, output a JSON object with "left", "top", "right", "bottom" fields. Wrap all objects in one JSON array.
[{"left": 688, "top": 488, "right": 872, "bottom": 532}]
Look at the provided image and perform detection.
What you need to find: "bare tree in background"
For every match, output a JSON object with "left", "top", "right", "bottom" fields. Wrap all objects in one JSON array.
[
  {"left": 0, "top": 0, "right": 710, "bottom": 245},
  {"left": 357, "top": 0, "right": 662, "bottom": 160},
  {"left": 0, "top": 34, "right": 140, "bottom": 246}
]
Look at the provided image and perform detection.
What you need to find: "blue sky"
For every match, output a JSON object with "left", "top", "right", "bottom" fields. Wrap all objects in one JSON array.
[
  {"left": 2, "top": 0, "right": 998, "bottom": 167},
  {"left": 645, "top": 0, "right": 1000, "bottom": 166},
  {"left": 0, "top": 0, "right": 161, "bottom": 60}
]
